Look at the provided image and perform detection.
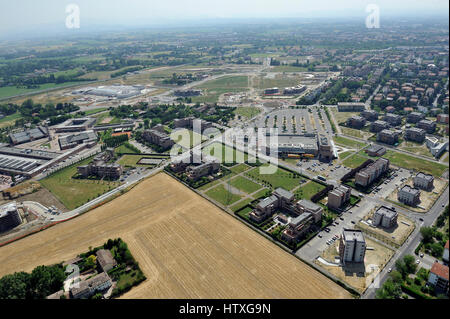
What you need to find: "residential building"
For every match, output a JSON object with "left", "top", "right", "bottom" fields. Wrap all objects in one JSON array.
[
  {"left": 96, "top": 249, "right": 117, "bottom": 272},
  {"left": 413, "top": 172, "right": 434, "bottom": 191},
  {"left": 77, "top": 150, "right": 123, "bottom": 179},
  {"left": 384, "top": 113, "right": 402, "bottom": 126},
  {"left": 425, "top": 136, "right": 448, "bottom": 158},
  {"left": 361, "top": 110, "right": 378, "bottom": 122},
  {"left": 0, "top": 202, "right": 22, "bottom": 233},
  {"left": 294, "top": 199, "right": 323, "bottom": 223},
  {"left": 370, "top": 120, "right": 390, "bottom": 133},
  {"left": 417, "top": 119, "right": 437, "bottom": 134},
  {"left": 142, "top": 129, "right": 175, "bottom": 150},
  {"left": 346, "top": 115, "right": 366, "bottom": 129},
  {"left": 284, "top": 85, "right": 306, "bottom": 95},
  {"left": 365, "top": 145, "right": 386, "bottom": 157},
  {"left": 186, "top": 161, "right": 220, "bottom": 181},
  {"left": 404, "top": 127, "right": 426, "bottom": 143},
  {"left": 264, "top": 87, "right": 279, "bottom": 95},
  {"left": 281, "top": 213, "right": 314, "bottom": 244},
  {"left": 317, "top": 133, "right": 334, "bottom": 162},
  {"left": 70, "top": 272, "right": 112, "bottom": 299},
  {"left": 377, "top": 129, "right": 399, "bottom": 145},
  {"left": 327, "top": 185, "right": 351, "bottom": 210},
  {"left": 173, "top": 117, "right": 213, "bottom": 133},
  {"left": 249, "top": 188, "right": 295, "bottom": 223},
  {"left": 372, "top": 206, "right": 398, "bottom": 228},
  {"left": 398, "top": 185, "right": 420, "bottom": 206},
  {"left": 437, "top": 114, "right": 449, "bottom": 124},
  {"left": 406, "top": 112, "right": 425, "bottom": 124},
  {"left": 339, "top": 229, "right": 366, "bottom": 264},
  {"left": 444, "top": 241, "right": 449, "bottom": 263},
  {"left": 355, "top": 158, "right": 390, "bottom": 188},
  {"left": 428, "top": 262, "right": 449, "bottom": 293},
  {"left": 337, "top": 102, "right": 365, "bottom": 112}
]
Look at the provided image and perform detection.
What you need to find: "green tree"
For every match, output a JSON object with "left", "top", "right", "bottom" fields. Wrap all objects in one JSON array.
[{"left": 420, "top": 227, "right": 434, "bottom": 243}]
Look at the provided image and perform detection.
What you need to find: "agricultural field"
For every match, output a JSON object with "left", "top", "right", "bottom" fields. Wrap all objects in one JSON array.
[
  {"left": 192, "top": 75, "right": 249, "bottom": 103},
  {"left": 0, "top": 82, "right": 84, "bottom": 99},
  {"left": 0, "top": 173, "right": 351, "bottom": 299},
  {"left": 39, "top": 157, "right": 120, "bottom": 210}
]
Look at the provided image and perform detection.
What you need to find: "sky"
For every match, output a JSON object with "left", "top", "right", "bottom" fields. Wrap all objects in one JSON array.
[{"left": 0, "top": 0, "right": 448, "bottom": 38}]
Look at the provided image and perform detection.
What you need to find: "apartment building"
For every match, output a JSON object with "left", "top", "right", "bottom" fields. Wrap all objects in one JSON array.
[
  {"left": 437, "top": 114, "right": 449, "bottom": 124},
  {"left": 428, "top": 262, "right": 449, "bottom": 293},
  {"left": 413, "top": 172, "right": 434, "bottom": 191},
  {"left": 406, "top": 112, "right": 425, "bottom": 124},
  {"left": 186, "top": 161, "right": 220, "bottom": 181},
  {"left": 337, "top": 102, "right": 366, "bottom": 112},
  {"left": 361, "top": 110, "right": 378, "bottom": 122},
  {"left": 294, "top": 199, "right": 323, "bottom": 223},
  {"left": 249, "top": 188, "right": 295, "bottom": 223},
  {"left": 370, "top": 120, "right": 390, "bottom": 133},
  {"left": 142, "top": 129, "right": 175, "bottom": 150},
  {"left": 377, "top": 129, "right": 399, "bottom": 145},
  {"left": 398, "top": 185, "right": 421, "bottom": 206},
  {"left": 281, "top": 213, "right": 314, "bottom": 244},
  {"left": 327, "top": 185, "right": 351, "bottom": 210},
  {"left": 417, "top": 119, "right": 437, "bottom": 134},
  {"left": 373, "top": 206, "right": 398, "bottom": 228},
  {"left": 384, "top": 113, "right": 402, "bottom": 126},
  {"left": 346, "top": 115, "right": 366, "bottom": 129},
  {"left": 365, "top": 145, "right": 386, "bottom": 157},
  {"left": 355, "top": 158, "right": 390, "bottom": 188},
  {"left": 404, "top": 127, "right": 426, "bottom": 143},
  {"left": 339, "top": 229, "right": 366, "bottom": 264}
]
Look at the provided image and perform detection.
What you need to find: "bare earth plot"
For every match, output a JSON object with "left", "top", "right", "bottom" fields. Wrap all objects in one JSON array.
[{"left": 0, "top": 173, "right": 350, "bottom": 299}]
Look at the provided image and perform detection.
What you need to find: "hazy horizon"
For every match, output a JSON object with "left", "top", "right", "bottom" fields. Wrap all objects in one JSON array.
[{"left": 0, "top": 0, "right": 448, "bottom": 40}]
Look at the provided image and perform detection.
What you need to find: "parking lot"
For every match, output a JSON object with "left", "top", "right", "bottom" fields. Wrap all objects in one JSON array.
[
  {"left": 296, "top": 198, "right": 378, "bottom": 263},
  {"left": 369, "top": 168, "right": 411, "bottom": 199}
]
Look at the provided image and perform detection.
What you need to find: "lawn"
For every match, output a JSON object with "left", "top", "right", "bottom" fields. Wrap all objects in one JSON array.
[
  {"left": 205, "top": 184, "right": 243, "bottom": 206},
  {"left": 172, "top": 129, "right": 206, "bottom": 149},
  {"left": 229, "top": 176, "right": 263, "bottom": 194},
  {"left": 234, "top": 107, "right": 262, "bottom": 120},
  {"left": 338, "top": 151, "right": 355, "bottom": 160},
  {"left": 40, "top": 157, "right": 120, "bottom": 210},
  {"left": 117, "top": 154, "right": 164, "bottom": 167},
  {"left": 230, "top": 163, "right": 251, "bottom": 174},
  {"left": 342, "top": 154, "right": 370, "bottom": 169},
  {"left": 202, "top": 143, "right": 250, "bottom": 164},
  {"left": 333, "top": 136, "right": 365, "bottom": 149},
  {"left": 295, "top": 181, "right": 326, "bottom": 200},
  {"left": 230, "top": 198, "right": 254, "bottom": 213},
  {"left": 115, "top": 144, "right": 140, "bottom": 155},
  {"left": 383, "top": 150, "right": 447, "bottom": 177},
  {"left": 245, "top": 165, "right": 302, "bottom": 190}
]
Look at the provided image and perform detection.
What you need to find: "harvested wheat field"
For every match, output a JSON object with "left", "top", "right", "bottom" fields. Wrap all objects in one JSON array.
[{"left": 0, "top": 173, "right": 351, "bottom": 299}]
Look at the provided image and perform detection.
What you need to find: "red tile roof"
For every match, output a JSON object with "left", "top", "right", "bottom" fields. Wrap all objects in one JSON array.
[
  {"left": 445, "top": 240, "right": 449, "bottom": 250},
  {"left": 431, "top": 262, "right": 449, "bottom": 280}
]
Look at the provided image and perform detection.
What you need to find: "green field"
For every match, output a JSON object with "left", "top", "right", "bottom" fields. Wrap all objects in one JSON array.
[
  {"left": 234, "top": 107, "right": 261, "bottom": 119},
  {"left": 229, "top": 176, "right": 263, "bottom": 194},
  {"left": 202, "top": 143, "right": 250, "bottom": 164},
  {"left": 40, "top": 157, "right": 120, "bottom": 210},
  {"left": 230, "top": 198, "right": 254, "bottom": 213},
  {"left": 295, "top": 181, "right": 326, "bottom": 200},
  {"left": 172, "top": 129, "right": 206, "bottom": 148},
  {"left": 333, "top": 136, "right": 365, "bottom": 149},
  {"left": 230, "top": 163, "right": 252, "bottom": 174},
  {"left": 245, "top": 165, "right": 302, "bottom": 190},
  {"left": 338, "top": 151, "right": 355, "bottom": 160},
  {"left": 117, "top": 154, "right": 165, "bottom": 167},
  {"left": 83, "top": 108, "right": 109, "bottom": 115},
  {"left": 0, "top": 82, "right": 84, "bottom": 99},
  {"left": 115, "top": 144, "right": 140, "bottom": 155},
  {"left": 342, "top": 154, "right": 370, "bottom": 169},
  {"left": 383, "top": 150, "right": 447, "bottom": 177},
  {"left": 192, "top": 75, "right": 249, "bottom": 103},
  {"left": 0, "top": 112, "right": 22, "bottom": 128},
  {"left": 205, "top": 184, "right": 243, "bottom": 206}
]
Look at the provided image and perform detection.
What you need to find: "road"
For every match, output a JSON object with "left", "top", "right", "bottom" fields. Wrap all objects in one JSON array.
[{"left": 363, "top": 187, "right": 449, "bottom": 299}]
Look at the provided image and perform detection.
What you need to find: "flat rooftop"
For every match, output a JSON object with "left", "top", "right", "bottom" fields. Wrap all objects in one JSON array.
[{"left": 343, "top": 229, "right": 365, "bottom": 243}]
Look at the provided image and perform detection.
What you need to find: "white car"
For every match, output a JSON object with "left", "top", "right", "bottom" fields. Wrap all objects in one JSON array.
[
  {"left": 416, "top": 260, "right": 420, "bottom": 264},
  {"left": 388, "top": 268, "right": 392, "bottom": 273}
]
